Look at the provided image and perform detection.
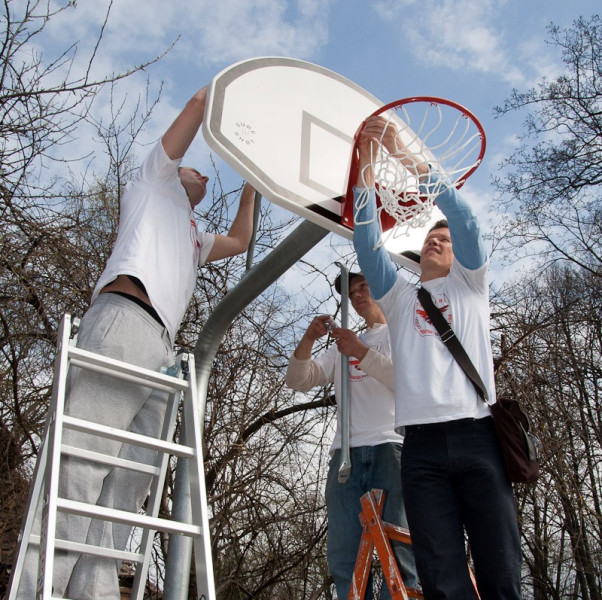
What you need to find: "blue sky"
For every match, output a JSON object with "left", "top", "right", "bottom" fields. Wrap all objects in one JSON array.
[{"left": 33, "top": 0, "right": 600, "bottom": 303}]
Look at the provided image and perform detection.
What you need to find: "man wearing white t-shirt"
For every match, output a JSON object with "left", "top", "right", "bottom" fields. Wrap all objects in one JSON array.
[
  {"left": 285, "top": 272, "right": 418, "bottom": 600},
  {"left": 352, "top": 116, "right": 522, "bottom": 599},
  {"left": 17, "top": 87, "right": 256, "bottom": 599}
]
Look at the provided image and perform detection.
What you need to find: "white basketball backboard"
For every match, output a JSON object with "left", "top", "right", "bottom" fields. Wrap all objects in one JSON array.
[{"left": 202, "top": 57, "right": 443, "bottom": 272}]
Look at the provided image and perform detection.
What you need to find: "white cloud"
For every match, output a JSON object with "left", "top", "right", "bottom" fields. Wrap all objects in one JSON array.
[
  {"left": 177, "top": 0, "right": 332, "bottom": 65},
  {"left": 25, "top": 0, "right": 333, "bottom": 183},
  {"left": 515, "top": 37, "right": 564, "bottom": 88},
  {"left": 40, "top": 0, "right": 331, "bottom": 78},
  {"left": 373, "top": 0, "right": 525, "bottom": 85},
  {"left": 53, "top": 0, "right": 334, "bottom": 69},
  {"left": 33, "top": 0, "right": 334, "bottom": 153}
]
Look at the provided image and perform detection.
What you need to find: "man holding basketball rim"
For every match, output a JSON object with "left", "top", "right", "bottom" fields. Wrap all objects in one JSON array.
[{"left": 351, "top": 116, "right": 522, "bottom": 599}]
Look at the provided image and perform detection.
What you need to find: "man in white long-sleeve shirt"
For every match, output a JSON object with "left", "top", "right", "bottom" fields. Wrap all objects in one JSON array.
[
  {"left": 286, "top": 272, "right": 418, "bottom": 600},
  {"left": 352, "top": 116, "right": 522, "bottom": 599}
]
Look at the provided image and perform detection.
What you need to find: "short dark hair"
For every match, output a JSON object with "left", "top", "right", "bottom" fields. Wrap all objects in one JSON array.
[{"left": 428, "top": 219, "right": 449, "bottom": 233}]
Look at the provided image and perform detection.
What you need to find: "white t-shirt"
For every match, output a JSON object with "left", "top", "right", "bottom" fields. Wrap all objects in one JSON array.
[
  {"left": 92, "top": 141, "right": 215, "bottom": 344},
  {"left": 314, "top": 324, "right": 402, "bottom": 453},
  {"left": 378, "top": 262, "right": 493, "bottom": 431}
]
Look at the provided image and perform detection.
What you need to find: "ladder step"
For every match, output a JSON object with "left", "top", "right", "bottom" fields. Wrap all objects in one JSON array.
[
  {"left": 62, "top": 415, "right": 196, "bottom": 458},
  {"left": 68, "top": 346, "right": 189, "bottom": 394},
  {"left": 61, "top": 445, "right": 161, "bottom": 476},
  {"left": 29, "top": 534, "right": 144, "bottom": 563},
  {"left": 56, "top": 498, "right": 202, "bottom": 537}
]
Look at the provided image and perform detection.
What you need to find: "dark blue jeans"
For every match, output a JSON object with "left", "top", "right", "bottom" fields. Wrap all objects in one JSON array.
[
  {"left": 326, "top": 443, "right": 419, "bottom": 599},
  {"left": 401, "top": 417, "right": 522, "bottom": 600}
]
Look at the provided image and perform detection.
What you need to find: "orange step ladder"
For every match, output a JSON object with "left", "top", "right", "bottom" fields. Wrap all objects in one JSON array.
[
  {"left": 349, "top": 489, "right": 480, "bottom": 600},
  {"left": 349, "top": 489, "right": 423, "bottom": 600}
]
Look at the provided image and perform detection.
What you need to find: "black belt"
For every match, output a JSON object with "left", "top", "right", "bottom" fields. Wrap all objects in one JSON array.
[
  {"left": 108, "top": 291, "right": 164, "bottom": 327},
  {"left": 405, "top": 416, "right": 492, "bottom": 434}
]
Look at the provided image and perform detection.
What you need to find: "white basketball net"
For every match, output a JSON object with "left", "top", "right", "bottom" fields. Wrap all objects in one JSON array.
[{"left": 354, "top": 99, "right": 484, "bottom": 247}]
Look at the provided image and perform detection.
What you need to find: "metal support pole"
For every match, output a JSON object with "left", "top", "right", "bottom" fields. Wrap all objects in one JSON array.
[
  {"left": 245, "top": 190, "right": 262, "bottom": 272},
  {"left": 162, "top": 427, "right": 191, "bottom": 598},
  {"left": 163, "top": 219, "right": 328, "bottom": 600},
  {"left": 335, "top": 262, "right": 351, "bottom": 483}
]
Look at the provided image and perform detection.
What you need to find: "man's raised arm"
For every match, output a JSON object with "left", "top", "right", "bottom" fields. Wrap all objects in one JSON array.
[
  {"left": 352, "top": 126, "right": 398, "bottom": 300},
  {"left": 162, "top": 87, "right": 208, "bottom": 160},
  {"left": 206, "top": 182, "right": 257, "bottom": 262}
]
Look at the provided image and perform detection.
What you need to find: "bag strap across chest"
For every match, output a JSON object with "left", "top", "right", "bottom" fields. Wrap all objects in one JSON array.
[{"left": 417, "top": 286, "right": 489, "bottom": 402}]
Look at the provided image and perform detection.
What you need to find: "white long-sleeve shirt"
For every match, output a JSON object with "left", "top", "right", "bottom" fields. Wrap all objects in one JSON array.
[{"left": 286, "top": 323, "right": 403, "bottom": 453}]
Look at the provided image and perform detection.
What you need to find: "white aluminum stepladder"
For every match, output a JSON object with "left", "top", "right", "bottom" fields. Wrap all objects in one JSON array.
[{"left": 7, "top": 313, "right": 215, "bottom": 600}]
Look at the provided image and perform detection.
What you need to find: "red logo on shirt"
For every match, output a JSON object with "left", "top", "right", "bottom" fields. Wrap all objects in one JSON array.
[
  {"left": 346, "top": 340, "right": 384, "bottom": 381},
  {"left": 348, "top": 357, "right": 367, "bottom": 381},
  {"left": 190, "top": 218, "right": 200, "bottom": 251},
  {"left": 415, "top": 295, "right": 452, "bottom": 336}
]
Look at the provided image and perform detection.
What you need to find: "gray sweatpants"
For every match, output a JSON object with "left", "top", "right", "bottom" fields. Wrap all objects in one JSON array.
[{"left": 17, "top": 293, "right": 174, "bottom": 599}]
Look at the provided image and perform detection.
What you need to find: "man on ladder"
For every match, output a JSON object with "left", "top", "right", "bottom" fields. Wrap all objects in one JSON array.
[
  {"left": 16, "top": 84, "right": 256, "bottom": 599},
  {"left": 285, "top": 271, "right": 418, "bottom": 599}
]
